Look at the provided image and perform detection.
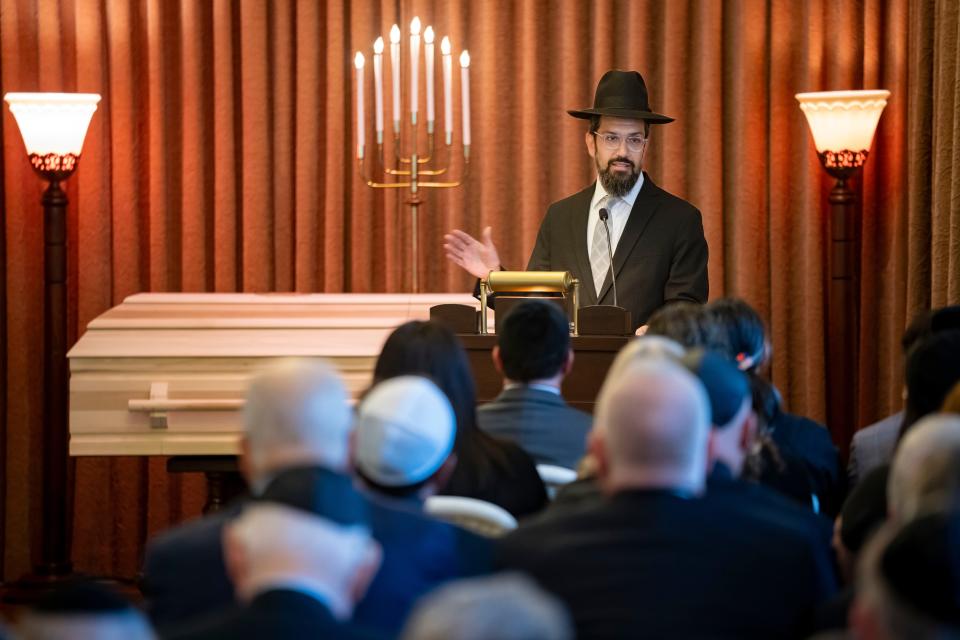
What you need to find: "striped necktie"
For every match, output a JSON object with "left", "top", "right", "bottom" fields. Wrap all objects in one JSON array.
[{"left": 590, "top": 195, "right": 618, "bottom": 297}]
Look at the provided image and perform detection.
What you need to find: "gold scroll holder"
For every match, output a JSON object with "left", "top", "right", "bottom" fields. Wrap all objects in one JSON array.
[
  {"left": 479, "top": 270, "right": 580, "bottom": 335},
  {"left": 359, "top": 118, "right": 470, "bottom": 293}
]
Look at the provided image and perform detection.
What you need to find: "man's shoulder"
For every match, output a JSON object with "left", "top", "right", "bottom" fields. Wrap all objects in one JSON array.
[
  {"left": 708, "top": 474, "right": 830, "bottom": 539},
  {"left": 544, "top": 184, "right": 595, "bottom": 218},
  {"left": 852, "top": 412, "right": 902, "bottom": 449},
  {"left": 145, "top": 505, "right": 238, "bottom": 565}
]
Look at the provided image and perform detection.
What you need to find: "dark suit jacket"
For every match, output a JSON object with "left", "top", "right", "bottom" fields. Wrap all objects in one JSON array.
[
  {"left": 168, "top": 589, "right": 381, "bottom": 640},
  {"left": 143, "top": 466, "right": 492, "bottom": 636},
  {"left": 477, "top": 386, "right": 591, "bottom": 469},
  {"left": 498, "top": 486, "right": 837, "bottom": 640},
  {"left": 526, "top": 174, "right": 708, "bottom": 329}
]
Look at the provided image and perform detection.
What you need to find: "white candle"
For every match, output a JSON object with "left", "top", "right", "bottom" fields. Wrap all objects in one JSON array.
[
  {"left": 441, "top": 37, "right": 452, "bottom": 139},
  {"left": 460, "top": 50, "right": 471, "bottom": 146},
  {"left": 390, "top": 24, "right": 401, "bottom": 129},
  {"left": 409, "top": 17, "right": 420, "bottom": 119},
  {"left": 424, "top": 26, "right": 435, "bottom": 124},
  {"left": 373, "top": 37, "right": 384, "bottom": 136},
  {"left": 354, "top": 52, "right": 365, "bottom": 154}
]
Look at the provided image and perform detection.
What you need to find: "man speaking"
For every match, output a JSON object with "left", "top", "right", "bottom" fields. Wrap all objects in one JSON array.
[{"left": 443, "top": 70, "right": 708, "bottom": 331}]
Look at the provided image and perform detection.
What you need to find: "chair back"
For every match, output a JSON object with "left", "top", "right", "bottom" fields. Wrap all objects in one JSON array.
[
  {"left": 424, "top": 496, "right": 518, "bottom": 537},
  {"left": 536, "top": 464, "right": 578, "bottom": 500}
]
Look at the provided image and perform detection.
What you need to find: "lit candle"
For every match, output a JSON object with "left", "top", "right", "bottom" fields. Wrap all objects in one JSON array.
[
  {"left": 373, "top": 37, "right": 384, "bottom": 137},
  {"left": 424, "top": 26, "right": 435, "bottom": 124},
  {"left": 390, "top": 24, "right": 401, "bottom": 130},
  {"left": 460, "top": 50, "right": 471, "bottom": 146},
  {"left": 409, "top": 17, "right": 421, "bottom": 120},
  {"left": 354, "top": 52, "right": 365, "bottom": 154},
  {"left": 441, "top": 37, "right": 452, "bottom": 140}
]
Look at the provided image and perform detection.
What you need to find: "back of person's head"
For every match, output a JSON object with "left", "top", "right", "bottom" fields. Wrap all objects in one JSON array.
[
  {"left": 18, "top": 581, "right": 155, "bottom": 640},
  {"left": 646, "top": 301, "right": 727, "bottom": 352},
  {"left": 704, "top": 297, "right": 767, "bottom": 372},
  {"left": 496, "top": 300, "right": 570, "bottom": 382},
  {"left": 374, "top": 320, "right": 477, "bottom": 448},
  {"left": 401, "top": 573, "right": 573, "bottom": 640},
  {"left": 853, "top": 509, "right": 960, "bottom": 640},
  {"left": 904, "top": 330, "right": 960, "bottom": 434},
  {"left": 224, "top": 503, "right": 381, "bottom": 621},
  {"left": 604, "top": 335, "right": 684, "bottom": 387},
  {"left": 889, "top": 413, "right": 960, "bottom": 523},
  {"left": 595, "top": 357, "right": 710, "bottom": 494},
  {"left": 354, "top": 376, "right": 457, "bottom": 499},
  {"left": 242, "top": 359, "right": 352, "bottom": 485},
  {"left": 902, "top": 309, "right": 936, "bottom": 354}
]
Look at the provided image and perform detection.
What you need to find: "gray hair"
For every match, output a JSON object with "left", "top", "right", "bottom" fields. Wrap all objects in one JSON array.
[
  {"left": 889, "top": 413, "right": 960, "bottom": 522},
  {"left": 601, "top": 336, "right": 685, "bottom": 398},
  {"left": 243, "top": 359, "right": 353, "bottom": 483},
  {"left": 401, "top": 573, "right": 573, "bottom": 640}
]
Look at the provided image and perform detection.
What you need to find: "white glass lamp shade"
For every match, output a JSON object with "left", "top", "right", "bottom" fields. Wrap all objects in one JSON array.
[
  {"left": 795, "top": 90, "right": 890, "bottom": 154},
  {"left": 4, "top": 92, "right": 101, "bottom": 156}
]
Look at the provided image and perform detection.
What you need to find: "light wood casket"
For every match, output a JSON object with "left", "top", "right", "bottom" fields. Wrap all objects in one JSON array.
[{"left": 68, "top": 293, "right": 482, "bottom": 457}]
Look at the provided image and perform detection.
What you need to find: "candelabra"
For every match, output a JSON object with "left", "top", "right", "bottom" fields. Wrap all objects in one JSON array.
[
  {"left": 796, "top": 89, "right": 890, "bottom": 455},
  {"left": 354, "top": 18, "right": 471, "bottom": 293},
  {"left": 2, "top": 92, "right": 100, "bottom": 598}
]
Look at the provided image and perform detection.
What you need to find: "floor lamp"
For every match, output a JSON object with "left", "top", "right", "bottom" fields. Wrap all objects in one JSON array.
[
  {"left": 796, "top": 90, "right": 890, "bottom": 456},
  {"left": 3, "top": 92, "right": 100, "bottom": 596}
]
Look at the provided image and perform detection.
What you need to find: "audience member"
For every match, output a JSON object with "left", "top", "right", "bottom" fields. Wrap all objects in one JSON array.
[
  {"left": 901, "top": 329, "right": 960, "bottom": 436},
  {"left": 645, "top": 300, "right": 727, "bottom": 352},
  {"left": 497, "top": 357, "right": 836, "bottom": 639},
  {"left": 373, "top": 320, "right": 547, "bottom": 517},
  {"left": 170, "top": 503, "right": 382, "bottom": 639},
  {"left": 705, "top": 297, "right": 843, "bottom": 516},
  {"left": 888, "top": 413, "right": 960, "bottom": 523},
  {"left": 144, "top": 360, "right": 492, "bottom": 636},
  {"left": 477, "top": 300, "right": 592, "bottom": 470},
  {"left": 850, "top": 509, "right": 960, "bottom": 640},
  {"left": 18, "top": 580, "right": 155, "bottom": 640},
  {"left": 848, "top": 310, "right": 935, "bottom": 486},
  {"left": 401, "top": 573, "right": 573, "bottom": 640},
  {"left": 142, "top": 359, "right": 365, "bottom": 632}
]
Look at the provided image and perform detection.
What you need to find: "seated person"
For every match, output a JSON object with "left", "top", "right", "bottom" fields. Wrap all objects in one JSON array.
[
  {"left": 477, "top": 300, "right": 592, "bottom": 470},
  {"left": 169, "top": 503, "right": 382, "bottom": 640},
  {"left": 373, "top": 320, "right": 547, "bottom": 518},
  {"left": 18, "top": 580, "right": 155, "bottom": 640},
  {"left": 851, "top": 508, "right": 960, "bottom": 639},
  {"left": 497, "top": 357, "right": 836, "bottom": 639}
]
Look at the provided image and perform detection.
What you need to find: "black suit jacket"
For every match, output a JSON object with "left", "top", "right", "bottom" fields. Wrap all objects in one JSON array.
[
  {"left": 143, "top": 466, "right": 492, "bottom": 636},
  {"left": 477, "top": 386, "right": 592, "bottom": 469},
  {"left": 498, "top": 486, "right": 837, "bottom": 640},
  {"left": 169, "top": 589, "right": 382, "bottom": 640},
  {"left": 527, "top": 174, "right": 708, "bottom": 328}
]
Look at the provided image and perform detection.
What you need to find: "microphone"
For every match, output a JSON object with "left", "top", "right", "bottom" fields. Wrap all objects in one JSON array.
[{"left": 598, "top": 207, "right": 618, "bottom": 308}]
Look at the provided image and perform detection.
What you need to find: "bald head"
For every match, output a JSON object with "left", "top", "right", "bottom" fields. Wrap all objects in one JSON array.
[
  {"left": 889, "top": 413, "right": 960, "bottom": 522},
  {"left": 243, "top": 359, "right": 353, "bottom": 484},
  {"left": 596, "top": 358, "right": 711, "bottom": 494}
]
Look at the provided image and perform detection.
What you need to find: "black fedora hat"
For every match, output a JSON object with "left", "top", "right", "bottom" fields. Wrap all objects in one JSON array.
[{"left": 568, "top": 70, "right": 674, "bottom": 124}]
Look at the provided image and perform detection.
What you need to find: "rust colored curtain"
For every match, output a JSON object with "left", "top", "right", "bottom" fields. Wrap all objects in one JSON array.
[{"left": 0, "top": 0, "right": 955, "bottom": 580}]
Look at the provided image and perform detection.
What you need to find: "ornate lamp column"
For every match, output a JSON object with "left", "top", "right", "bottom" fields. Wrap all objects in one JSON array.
[
  {"left": 796, "top": 90, "right": 889, "bottom": 456},
  {"left": 3, "top": 92, "right": 100, "bottom": 594}
]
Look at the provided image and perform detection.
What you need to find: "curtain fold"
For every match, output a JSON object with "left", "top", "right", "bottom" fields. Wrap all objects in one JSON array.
[{"left": 2, "top": 0, "right": 951, "bottom": 580}]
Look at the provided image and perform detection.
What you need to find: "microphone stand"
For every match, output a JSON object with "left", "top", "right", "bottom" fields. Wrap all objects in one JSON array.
[{"left": 599, "top": 207, "right": 618, "bottom": 307}]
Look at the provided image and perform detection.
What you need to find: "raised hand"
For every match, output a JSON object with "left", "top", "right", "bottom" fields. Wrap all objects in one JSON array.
[{"left": 443, "top": 226, "right": 501, "bottom": 279}]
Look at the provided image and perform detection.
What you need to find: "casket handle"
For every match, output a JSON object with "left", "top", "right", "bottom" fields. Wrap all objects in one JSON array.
[{"left": 128, "top": 382, "right": 244, "bottom": 428}]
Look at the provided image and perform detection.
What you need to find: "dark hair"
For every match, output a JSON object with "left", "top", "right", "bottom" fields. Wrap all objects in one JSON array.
[
  {"left": 589, "top": 114, "right": 650, "bottom": 137},
  {"left": 705, "top": 298, "right": 767, "bottom": 372},
  {"left": 373, "top": 320, "right": 508, "bottom": 479},
  {"left": 902, "top": 330, "right": 960, "bottom": 436},
  {"left": 646, "top": 302, "right": 728, "bottom": 353},
  {"left": 497, "top": 300, "right": 570, "bottom": 382},
  {"left": 901, "top": 309, "right": 936, "bottom": 354}
]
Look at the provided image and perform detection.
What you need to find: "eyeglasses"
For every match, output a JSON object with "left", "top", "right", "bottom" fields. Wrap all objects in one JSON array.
[{"left": 592, "top": 132, "right": 646, "bottom": 153}]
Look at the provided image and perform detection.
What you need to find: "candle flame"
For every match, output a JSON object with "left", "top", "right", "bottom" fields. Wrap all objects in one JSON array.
[
  {"left": 354, "top": 52, "right": 365, "bottom": 69},
  {"left": 373, "top": 37, "right": 384, "bottom": 54},
  {"left": 410, "top": 16, "right": 421, "bottom": 35},
  {"left": 441, "top": 36, "right": 451, "bottom": 55},
  {"left": 424, "top": 26, "right": 434, "bottom": 44},
  {"left": 390, "top": 24, "right": 401, "bottom": 43},
  {"left": 459, "top": 50, "right": 470, "bottom": 67}
]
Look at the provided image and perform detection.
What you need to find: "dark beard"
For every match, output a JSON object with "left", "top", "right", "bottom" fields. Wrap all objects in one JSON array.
[{"left": 596, "top": 155, "right": 640, "bottom": 197}]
